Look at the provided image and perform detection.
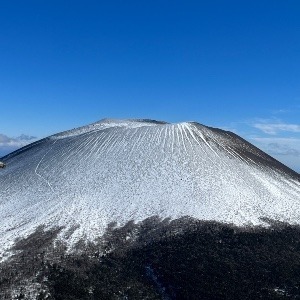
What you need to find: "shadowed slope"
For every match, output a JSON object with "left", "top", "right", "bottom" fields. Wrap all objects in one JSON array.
[{"left": 2, "top": 217, "right": 300, "bottom": 299}]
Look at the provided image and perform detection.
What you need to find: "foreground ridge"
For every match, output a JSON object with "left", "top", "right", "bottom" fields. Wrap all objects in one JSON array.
[{"left": 2, "top": 217, "right": 300, "bottom": 299}]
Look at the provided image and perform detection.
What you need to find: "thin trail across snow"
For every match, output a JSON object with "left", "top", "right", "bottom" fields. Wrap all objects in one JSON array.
[{"left": 34, "top": 139, "right": 57, "bottom": 193}]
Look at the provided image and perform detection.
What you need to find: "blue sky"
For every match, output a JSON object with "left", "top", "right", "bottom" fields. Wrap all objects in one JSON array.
[{"left": 0, "top": 1, "right": 299, "bottom": 172}]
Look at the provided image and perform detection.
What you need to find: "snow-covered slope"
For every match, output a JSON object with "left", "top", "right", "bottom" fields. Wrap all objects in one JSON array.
[{"left": 0, "top": 119, "right": 300, "bottom": 259}]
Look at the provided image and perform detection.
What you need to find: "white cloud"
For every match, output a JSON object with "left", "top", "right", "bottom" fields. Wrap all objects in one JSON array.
[
  {"left": 238, "top": 115, "right": 300, "bottom": 172},
  {"left": 250, "top": 137, "right": 300, "bottom": 155},
  {"left": 253, "top": 123, "right": 300, "bottom": 135},
  {"left": 0, "top": 134, "right": 37, "bottom": 157},
  {"left": 249, "top": 137, "right": 300, "bottom": 172},
  {"left": 272, "top": 109, "right": 291, "bottom": 114},
  {"left": 267, "top": 143, "right": 300, "bottom": 157}
]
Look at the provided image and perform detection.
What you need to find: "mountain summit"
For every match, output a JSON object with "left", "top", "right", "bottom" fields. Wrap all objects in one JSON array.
[{"left": 1, "top": 118, "right": 299, "bottom": 258}]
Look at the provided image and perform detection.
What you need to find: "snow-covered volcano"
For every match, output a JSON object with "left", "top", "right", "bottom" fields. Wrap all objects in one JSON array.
[{"left": 0, "top": 119, "right": 300, "bottom": 258}]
